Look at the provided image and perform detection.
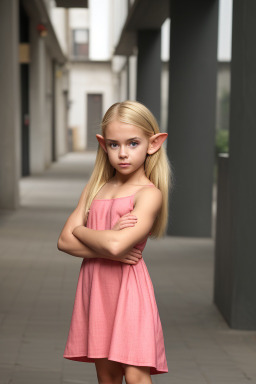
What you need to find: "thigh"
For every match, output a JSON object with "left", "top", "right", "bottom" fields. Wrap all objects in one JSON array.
[
  {"left": 122, "top": 363, "right": 152, "bottom": 384},
  {"left": 95, "top": 358, "right": 124, "bottom": 384}
]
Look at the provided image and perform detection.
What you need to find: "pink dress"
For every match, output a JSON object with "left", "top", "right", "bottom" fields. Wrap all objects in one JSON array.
[{"left": 63, "top": 185, "right": 168, "bottom": 376}]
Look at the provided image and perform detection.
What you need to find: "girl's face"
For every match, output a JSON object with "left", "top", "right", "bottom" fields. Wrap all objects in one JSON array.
[{"left": 104, "top": 120, "right": 150, "bottom": 176}]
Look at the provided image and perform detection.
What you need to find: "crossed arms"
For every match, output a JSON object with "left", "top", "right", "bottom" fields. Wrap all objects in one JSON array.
[{"left": 57, "top": 184, "right": 162, "bottom": 260}]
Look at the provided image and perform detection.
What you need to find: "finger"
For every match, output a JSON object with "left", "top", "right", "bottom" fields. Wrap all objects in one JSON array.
[
  {"left": 128, "top": 255, "right": 141, "bottom": 262},
  {"left": 129, "top": 254, "right": 142, "bottom": 260},
  {"left": 121, "top": 258, "right": 137, "bottom": 264},
  {"left": 120, "top": 221, "right": 137, "bottom": 227},
  {"left": 120, "top": 215, "right": 138, "bottom": 221},
  {"left": 120, "top": 223, "right": 136, "bottom": 228},
  {"left": 120, "top": 213, "right": 133, "bottom": 219},
  {"left": 120, "top": 217, "right": 137, "bottom": 223},
  {"left": 120, "top": 220, "right": 136, "bottom": 225},
  {"left": 130, "top": 253, "right": 142, "bottom": 259},
  {"left": 124, "top": 256, "right": 138, "bottom": 263},
  {"left": 120, "top": 219, "right": 137, "bottom": 226},
  {"left": 122, "top": 213, "right": 137, "bottom": 218},
  {"left": 120, "top": 224, "right": 135, "bottom": 229},
  {"left": 132, "top": 248, "right": 142, "bottom": 254}
]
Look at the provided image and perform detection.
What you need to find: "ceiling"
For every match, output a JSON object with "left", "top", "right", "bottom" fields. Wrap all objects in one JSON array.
[
  {"left": 114, "top": 0, "right": 169, "bottom": 55},
  {"left": 55, "top": 0, "right": 88, "bottom": 8}
]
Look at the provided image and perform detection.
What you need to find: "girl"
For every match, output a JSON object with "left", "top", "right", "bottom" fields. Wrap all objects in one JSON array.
[{"left": 58, "top": 100, "right": 173, "bottom": 384}]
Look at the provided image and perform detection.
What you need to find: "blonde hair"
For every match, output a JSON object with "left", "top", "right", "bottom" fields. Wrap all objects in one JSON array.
[{"left": 83, "top": 100, "right": 174, "bottom": 238}]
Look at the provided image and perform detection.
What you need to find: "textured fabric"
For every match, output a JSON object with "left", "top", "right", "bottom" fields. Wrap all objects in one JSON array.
[{"left": 63, "top": 187, "right": 168, "bottom": 376}]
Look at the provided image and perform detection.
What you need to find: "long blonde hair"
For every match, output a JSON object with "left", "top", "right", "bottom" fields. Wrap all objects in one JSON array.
[{"left": 83, "top": 100, "right": 174, "bottom": 238}]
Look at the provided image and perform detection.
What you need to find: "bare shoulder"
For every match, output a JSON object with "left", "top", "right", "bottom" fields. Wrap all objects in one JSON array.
[
  {"left": 134, "top": 185, "right": 163, "bottom": 213},
  {"left": 76, "top": 183, "right": 89, "bottom": 209}
]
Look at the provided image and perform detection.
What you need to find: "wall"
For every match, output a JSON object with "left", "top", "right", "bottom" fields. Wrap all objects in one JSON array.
[
  {"left": 50, "top": 7, "right": 68, "bottom": 55},
  {"left": 68, "top": 62, "right": 115, "bottom": 150}
]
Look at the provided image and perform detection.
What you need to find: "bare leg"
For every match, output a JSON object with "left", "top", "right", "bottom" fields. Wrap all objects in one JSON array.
[
  {"left": 122, "top": 363, "right": 153, "bottom": 384},
  {"left": 95, "top": 358, "right": 124, "bottom": 384}
]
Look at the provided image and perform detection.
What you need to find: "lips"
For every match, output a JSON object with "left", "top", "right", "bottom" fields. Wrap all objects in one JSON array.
[{"left": 119, "top": 163, "right": 130, "bottom": 165}]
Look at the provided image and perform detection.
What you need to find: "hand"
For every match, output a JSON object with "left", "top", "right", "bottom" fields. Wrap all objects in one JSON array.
[
  {"left": 112, "top": 213, "right": 138, "bottom": 231},
  {"left": 111, "top": 213, "right": 142, "bottom": 264},
  {"left": 118, "top": 247, "right": 143, "bottom": 265},
  {"left": 108, "top": 247, "right": 142, "bottom": 265}
]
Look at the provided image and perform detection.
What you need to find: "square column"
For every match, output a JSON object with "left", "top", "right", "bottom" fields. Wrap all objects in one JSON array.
[
  {"left": 136, "top": 29, "right": 161, "bottom": 124},
  {"left": 29, "top": 20, "right": 47, "bottom": 174},
  {"left": 0, "top": 0, "right": 20, "bottom": 209},
  {"left": 223, "top": 0, "right": 256, "bottom": 329},
  {"left": 167, "top": 0, "right": 219, "bottom": 237}
]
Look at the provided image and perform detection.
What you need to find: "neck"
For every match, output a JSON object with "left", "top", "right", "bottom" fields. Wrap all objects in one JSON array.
[{"left": 111, "top": 165, "right": 148, "bottom": 186}]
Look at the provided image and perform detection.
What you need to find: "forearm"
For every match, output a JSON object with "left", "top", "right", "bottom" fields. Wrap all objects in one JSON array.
[
  {"left": 72, "top": 226, "right": 121, "bottom": 258},
  {"left": 57, "top": 233, "right": 112, "bottom": 260}
]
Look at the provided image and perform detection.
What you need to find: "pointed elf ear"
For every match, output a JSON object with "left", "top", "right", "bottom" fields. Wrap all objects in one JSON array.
[
  {"left": 147, "top": 133, "right": 168, "bottom": 155},
  {"left": 96, "top": 134, "right": 107, "bottom": 153}
]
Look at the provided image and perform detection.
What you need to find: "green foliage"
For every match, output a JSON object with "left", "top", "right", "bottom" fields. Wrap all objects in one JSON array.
[
  {"left": 219, "top": 89, "right": 230, "bottom": 131},
  {"left": 215, "top": 129, "right": 229, "bottom": 156}
]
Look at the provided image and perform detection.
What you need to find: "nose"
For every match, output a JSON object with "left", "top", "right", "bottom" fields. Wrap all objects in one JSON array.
[{"left": 119, "top": 145, "right": 128, "bottom": 158}]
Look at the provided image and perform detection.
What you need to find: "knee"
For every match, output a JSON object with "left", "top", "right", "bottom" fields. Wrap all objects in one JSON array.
[
  {"left": 125, "top": 372, "right": 142, "bottom": 384},
  {"left": 124, "top": 366, "right": 151, "bottom": 384}
]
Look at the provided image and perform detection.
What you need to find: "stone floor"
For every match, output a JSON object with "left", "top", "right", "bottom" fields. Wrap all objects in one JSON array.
[{"left": 0, "top": 152, "right": 256, "bottom": 384}]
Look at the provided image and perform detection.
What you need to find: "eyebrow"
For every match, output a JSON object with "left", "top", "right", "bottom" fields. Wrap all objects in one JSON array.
[{"left": 105, "top": 137, "right": 142, "bottom": 143}]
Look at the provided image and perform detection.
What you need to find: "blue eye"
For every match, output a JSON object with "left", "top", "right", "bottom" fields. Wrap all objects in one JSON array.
[
  {"left": 109, "top": 143, "right": 118, "bottom": 148},
  {"left": 109, "top": 141, "right": 138, "bottom": 148}
]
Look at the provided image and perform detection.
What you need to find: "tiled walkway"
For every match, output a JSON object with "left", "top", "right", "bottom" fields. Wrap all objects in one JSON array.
[{"left": 0, "top": 152, "right": 256, "bottom": 384}]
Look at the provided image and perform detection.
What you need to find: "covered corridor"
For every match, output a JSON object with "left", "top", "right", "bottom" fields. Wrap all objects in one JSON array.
[{"left": 0, "top": 153, "right": 255, "bottom": 384}]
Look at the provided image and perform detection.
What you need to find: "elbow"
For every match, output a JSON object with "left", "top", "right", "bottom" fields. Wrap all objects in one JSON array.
[
  {"left": 57, "top": 236, "right": 66, "bottom": 252},
  {"left": 108, "top": 241, "right": 125, "bottom": 259}
]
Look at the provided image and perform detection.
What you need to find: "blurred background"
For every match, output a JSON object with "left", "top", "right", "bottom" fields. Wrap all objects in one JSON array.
[{"left": 0, "top": 0, "right": 256, "bottom": 383}]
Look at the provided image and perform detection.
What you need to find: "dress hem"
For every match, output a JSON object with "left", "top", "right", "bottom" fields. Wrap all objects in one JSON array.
[{"left": 63, "top": 353, "right": 168, "bottom": 376}]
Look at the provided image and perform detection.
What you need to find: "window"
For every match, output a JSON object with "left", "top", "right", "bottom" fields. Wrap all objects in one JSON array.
[{"left": 72, "top": 29, "right": 89, "bottom": 59}]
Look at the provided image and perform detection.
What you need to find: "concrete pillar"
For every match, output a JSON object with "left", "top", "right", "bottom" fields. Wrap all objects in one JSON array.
[
  {"left": 167, "top": 0, "right": 219, "bottom": 237},
  {"left": 227, "top": 0, "right": 256, "bottom": 329},
  {"left": 44, "top": 52, "right": 53, "bottom": 168},
  {"left": 55, "top": 65, "right": 68, "bottom": 158},
  {"left": 29, "top": 20, "right": 46, "bottom": 173},
  {"left": 136, "top": 29, "right": 161, "bottom": 124},
  {"left": 0, "top": 0, "right": 20, "bottom": 209}
]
